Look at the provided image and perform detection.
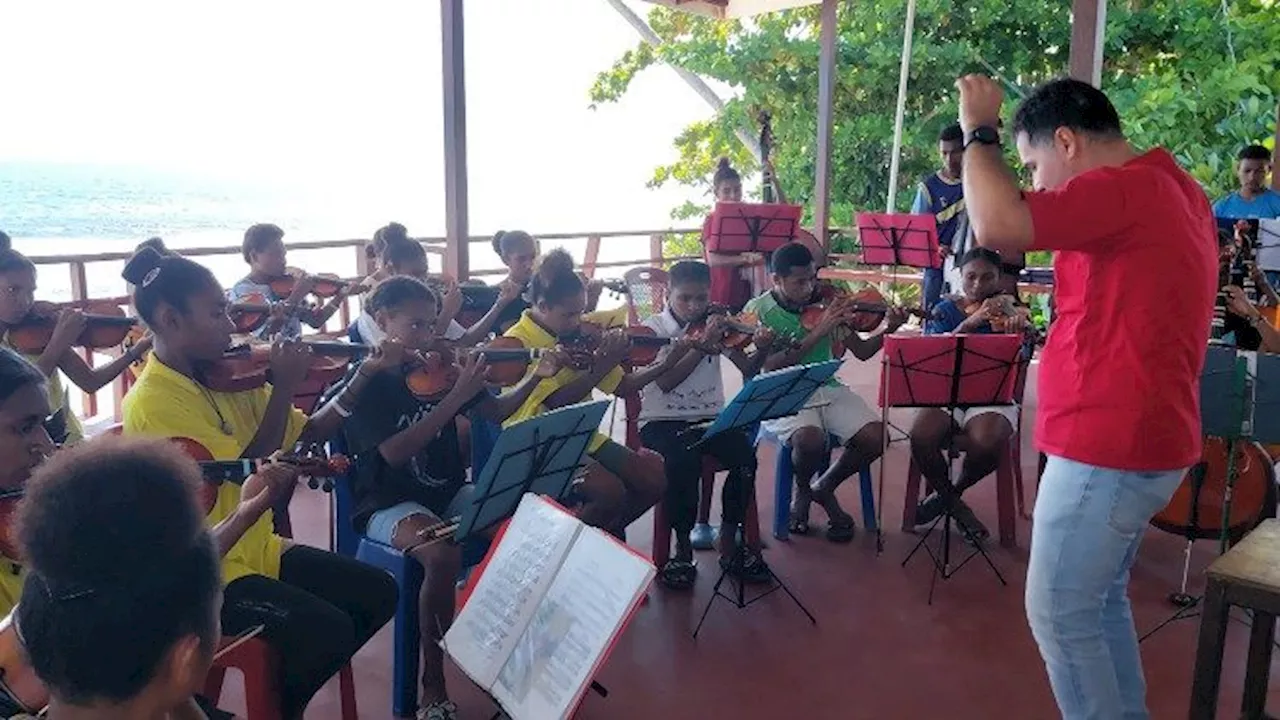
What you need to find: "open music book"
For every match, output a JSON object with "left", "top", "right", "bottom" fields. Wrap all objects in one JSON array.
[{"left": 443, "top": 493, "right": 655, "bottom": 720}]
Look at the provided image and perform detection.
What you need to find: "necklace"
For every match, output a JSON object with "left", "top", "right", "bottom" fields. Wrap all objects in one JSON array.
[{"left": 198, "top": 384, "right": 234, "bottom": 436}]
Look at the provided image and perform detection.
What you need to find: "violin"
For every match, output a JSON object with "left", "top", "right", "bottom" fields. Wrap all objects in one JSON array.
[
  {"left": 957, "top": 293, "right": 1025, "bottom": 333},
  {"left": 800, "top": 284, "right": 921, "bottom": 334},
  {"left": 172, "top": 437, "right": 347, "bottom": 513},
  {"left": 200, "top": 341, "right": 370, "bottom": 393},
  {"left": 685, "top": 305, "right": 760, "bottom": 350},
  {"left": 267, "top": 268, "right": 360, "bottom": 299},
  {"left": 562, "top": 322, "right": 671, "bottom": 367},
  {"left": 5, "top": 301, "right": 138, "bottom": 354},
  {"left": 227, "top": 292, "right": 311, "bottom": 335},
  {"left": 404, "top": 338, "right": 553, "bottom": 399}
]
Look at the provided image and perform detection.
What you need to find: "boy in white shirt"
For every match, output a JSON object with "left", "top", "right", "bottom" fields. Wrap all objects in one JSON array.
[{"left": 638, "top": 261, "right": 775, "bottom": 589}]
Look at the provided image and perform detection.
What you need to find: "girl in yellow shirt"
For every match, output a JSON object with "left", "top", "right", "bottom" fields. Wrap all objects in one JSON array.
[
  {"left": 119, "top": 247, "right": 397, "bottom": 720},
  {"left": 501, "top": 249, "right": 678, "bottom": 537},
  {"left": 0, "top": 233, "right": 151, "bottom": 445}
]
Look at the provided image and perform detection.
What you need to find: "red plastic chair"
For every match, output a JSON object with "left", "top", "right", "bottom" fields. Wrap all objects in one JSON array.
[{"left": 205, "top": 637, "right": 358, "bottom": 720}]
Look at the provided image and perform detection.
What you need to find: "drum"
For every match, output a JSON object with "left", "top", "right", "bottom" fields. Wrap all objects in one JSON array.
[{"left": 1150, "top": 436, "right": 1277, "bottom": 542}]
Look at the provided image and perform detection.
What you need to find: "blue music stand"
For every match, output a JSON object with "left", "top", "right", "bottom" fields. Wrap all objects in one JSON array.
[
  {"left": 691, "top": 361, "right": 839, "bottom": 638},
  {"left": 453, "top": 400, "right": 610, "bottom": 542}
]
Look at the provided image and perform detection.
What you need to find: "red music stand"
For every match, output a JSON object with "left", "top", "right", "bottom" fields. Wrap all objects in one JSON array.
[
  {"left": 879, "top": 333, "right": 1022, "bottom": 602},
  {"left": 857, "top": 212, "right": 941, "bottom": 270},
  {"left": 706, "top": 201, "right": 803, "bottom": 254}
]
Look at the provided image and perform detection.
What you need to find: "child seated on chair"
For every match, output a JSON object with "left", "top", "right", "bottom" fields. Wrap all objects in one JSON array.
[
  {"left": 339, "top": 277, "right": 563, "bottom": 720},
  {"left": 500, "top": 249, "right": 675, "bottom": 539},
  {"left": 638, "top": 261, "right": 776, "bottom": 589},
  {"left": 746, "top": 242, "right": 907, "bottom": 542},
  {"left": 909, "top": 247, "right": 1031, "bottom": 542}
]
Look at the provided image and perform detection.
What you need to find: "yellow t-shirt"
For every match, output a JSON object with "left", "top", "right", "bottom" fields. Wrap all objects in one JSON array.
[
  {"left": 0, "top": 336, "right": 85, "bottom": 445},
  {"left": 121, "top": 356, "right": 307, "bottom": 583},
  {"left": 502, "top": 311, "right": 623, "bottom": 453},
  {"left": 0, "top": 559, "right": 24, "bottom": 618}
]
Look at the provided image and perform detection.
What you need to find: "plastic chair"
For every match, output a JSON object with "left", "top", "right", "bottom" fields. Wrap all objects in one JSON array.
[
  {"left": 757, "top": 427, "right": 877, "bottom": 541},
  {"left": 205, "top": 637, "right": 357, "bottom": 720}
]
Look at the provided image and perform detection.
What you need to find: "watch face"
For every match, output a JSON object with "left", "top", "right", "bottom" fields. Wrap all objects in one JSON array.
[{"left": 970, "top": 126, "right": 1000, "bottom": 145}]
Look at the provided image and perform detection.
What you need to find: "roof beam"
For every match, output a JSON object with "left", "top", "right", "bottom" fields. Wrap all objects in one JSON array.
[{"left": 441, "top": 0, "right": 470, "bottom": 280}]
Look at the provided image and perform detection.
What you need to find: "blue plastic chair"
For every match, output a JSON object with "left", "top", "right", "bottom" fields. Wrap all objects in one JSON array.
[
  {"left": 757, "top": 428, "right": 876, "bottom": 541},
  {"left": 330, "top": 431, "right": 490, "bottom": 717}
]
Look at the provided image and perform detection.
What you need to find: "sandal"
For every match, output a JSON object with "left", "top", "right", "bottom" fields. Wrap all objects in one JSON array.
[
  {"left": 658, "top": 559, "right": 697, "bottom": 590},
  {"left": 788, "top": 506, "right": 812, "bottom": 535},
  {"left": 953, "top": 501, "right": 990, "bottom": 545},
  {"left": 826, "top": 516, "right": 856, "bottom": 543},
  {"left": 721, "top": 548, "right": 773, "bottom": 585},
  {"left": 417, "top": 700, "right": 459, "bottom": 720},
  {"left": 689, "top": 523, "right": 718, "bottom": 550}
]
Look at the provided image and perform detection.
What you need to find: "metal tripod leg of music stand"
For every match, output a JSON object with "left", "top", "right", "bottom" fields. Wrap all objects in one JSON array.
[{"left": 902, "top": 493, "right": 1008, "bottom": 604}]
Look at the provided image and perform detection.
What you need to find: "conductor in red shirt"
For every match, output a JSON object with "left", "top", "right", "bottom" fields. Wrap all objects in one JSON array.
[{"left": 956, "top": 76, "right": 1216, "bottom": 719}]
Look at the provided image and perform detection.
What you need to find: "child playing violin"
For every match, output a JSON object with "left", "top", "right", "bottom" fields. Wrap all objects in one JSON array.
[
  {"left": 338, "top": 276, "right": 564, "bottom": 720},
  {"left": 500, "top": 249, "right": 674, "bottom": 537},
  {"left": 228, "top": 223, "right": 351, "bottom": 340},
  {"left": 120, "top": 247, "right": 397, "bottom": 720},
  {"left": 637, "top": 261, "right": 775, "bottom": 589},
  {"left": 0, "top": 234, "right": 151, "bottom": 445},
  {"left": 909, "top": 248, "right": 1032, "bottom": 541},
  {"left": 746, "top": 241, "right": 906, "bottom": 542}
]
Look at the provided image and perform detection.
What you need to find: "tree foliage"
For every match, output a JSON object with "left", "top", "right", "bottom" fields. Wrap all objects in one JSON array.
[{"left": 590, "top": 0, "right": 1279, "bottom": 256}]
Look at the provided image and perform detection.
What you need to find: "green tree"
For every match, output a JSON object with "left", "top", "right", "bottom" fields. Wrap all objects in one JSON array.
[{"left": 590, "top": 0, "right": 1278, "bottom": 260}]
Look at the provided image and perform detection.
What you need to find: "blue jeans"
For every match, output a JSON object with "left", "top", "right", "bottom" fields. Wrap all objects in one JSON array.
[
  {"left": 922, "top": 267, "right": 945, "bottom": 311},
  {"left": 1025, "top": 456, "right": 1184, "bottom": 720}
]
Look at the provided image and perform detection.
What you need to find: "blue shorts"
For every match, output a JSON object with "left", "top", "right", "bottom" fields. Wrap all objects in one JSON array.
[{"left": 365, "top": 485, "right": 474, "bottom": 545}]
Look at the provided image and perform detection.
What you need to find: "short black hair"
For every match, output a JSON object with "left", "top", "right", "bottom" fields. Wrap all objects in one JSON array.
[
  {"left": 959, "top": 247, "right": 1003, "bottom": 270},
  {"left": 939, "top": 123, "right": 964, "bottom": 143},
  {"left": 1239, "top": 145, "right": 1273, "bottom": 163},
  {"left": 492, "top": 230, "right": 535, "bottom": 259},
  {"left": 1012, "top": 78, "right": 1123, "bottom": 146},
  {"left": 668, "top": 261, "right": 711, "bottom": 287},
  {"left": 0, "top": 230, "right": 35, "bottom": 276},
  {"left": 0, "top": 346, "right": 47, "bottom": 405},
  {"left": 380, "top": 236, "right": 427, "bottom": 271},
  {"left": 16, "top": 435, "right": 220, "bottom": 705},
  {"left": 122, "top": 247, "right": 220, "bottom": 323},
  {"left": 530, "top": 249, "right": 584, "bottom": 307},
  {"left": 134, "top": 237, "right": 172, "bottom": 256},
  {"left": 241, "top": 223, "right": 285, "bottom": 263},
  {"left": 365, "top": 275, "right": 437, "bottom": 315},
  {"left": 771, "top": 241, "right": 815, "bottom": 277}
]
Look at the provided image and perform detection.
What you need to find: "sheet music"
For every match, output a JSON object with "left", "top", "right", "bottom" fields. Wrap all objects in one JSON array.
[
  {"left": 443, "top": 494, "right": 582, "bottom": 689},
  {"left": 1257, "top": 219, "right": 1280, "bottom": 271},
  {"left": 491, "top": 528, "right": 654, "bottom": 720}
]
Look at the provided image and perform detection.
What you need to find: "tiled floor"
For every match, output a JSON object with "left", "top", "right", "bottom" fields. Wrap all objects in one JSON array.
[{"left": 211, "top": 358, "right": 1279, "bottom": 719}]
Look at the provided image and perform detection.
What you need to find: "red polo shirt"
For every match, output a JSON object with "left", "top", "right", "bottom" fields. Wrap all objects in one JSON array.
[{"left": 1026, "top": 148, "right": 1216, "bottom": 471}]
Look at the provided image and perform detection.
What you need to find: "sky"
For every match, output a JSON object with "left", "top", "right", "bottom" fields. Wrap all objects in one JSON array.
[{"left": 0, "top": 0, "right": 726, "bottom": 236}]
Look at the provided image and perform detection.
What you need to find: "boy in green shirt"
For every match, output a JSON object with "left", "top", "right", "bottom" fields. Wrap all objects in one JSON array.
[{"left": 745, "top": 242, "right": 906, "bottom": 541}]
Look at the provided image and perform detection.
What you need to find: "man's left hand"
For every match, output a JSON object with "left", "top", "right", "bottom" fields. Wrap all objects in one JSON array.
[{"left": 956, "top": 75, "right": 1004, "bottom": 134}]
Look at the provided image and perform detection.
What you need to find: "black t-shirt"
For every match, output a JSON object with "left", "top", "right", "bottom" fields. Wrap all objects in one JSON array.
[
  {"left": 491, "top": 286, "right": 530, "bottom": 336},
  {"left": 341, "top": 369, "right": 479, "bottom": 533}
]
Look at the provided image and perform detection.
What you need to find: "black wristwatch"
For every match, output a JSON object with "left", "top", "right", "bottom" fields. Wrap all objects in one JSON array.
[{"left": 965, "top": 125, "right": 1001, "bottom": 149}]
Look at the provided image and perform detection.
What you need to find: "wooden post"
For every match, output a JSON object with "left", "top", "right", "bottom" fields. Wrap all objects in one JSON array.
[
  {"left": 813, "top": 0, "right": 838, "bottom": 249},
  {"left": 441, "top": 0, "right": 470, "bottom": 281},
  {"left": 1068, "top": 0, "right": 1107, "bottom": 87},
  {"left": 582, "top": 235, "right": 602, "bottom": 278}
]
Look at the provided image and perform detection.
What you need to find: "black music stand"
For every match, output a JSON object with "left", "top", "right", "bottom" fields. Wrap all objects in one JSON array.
[
  {"left": 452, "top": 400, "right": 611, "bottom": 544},
  {"left": 1141, "top": 346, "right": 1280, "bottom": 643},
  {"left": 706, "top": 201, "right": 803, "bottom": 255},
  {"left": 857, "top": 212, "right": 941, "bottom": 270},
  {"left": 690, "top": 360, "right": 842, "bottom": 637},
  {"left": 880, "top": 334, "right": 1022, "bottom": 603}
]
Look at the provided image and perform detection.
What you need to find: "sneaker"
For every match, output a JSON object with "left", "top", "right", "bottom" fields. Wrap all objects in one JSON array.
[{"left": 417, "top": 700, "right": 459, "bottom": 720}]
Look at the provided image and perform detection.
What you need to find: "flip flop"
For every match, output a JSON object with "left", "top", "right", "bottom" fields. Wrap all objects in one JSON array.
[{"left": 826, "top": 517, "right": 856, "bottom": 543}]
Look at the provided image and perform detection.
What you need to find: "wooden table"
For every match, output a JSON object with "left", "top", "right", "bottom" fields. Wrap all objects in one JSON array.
[{"left": 1190, "top": 518, "right": 1280, "bottom": 719}]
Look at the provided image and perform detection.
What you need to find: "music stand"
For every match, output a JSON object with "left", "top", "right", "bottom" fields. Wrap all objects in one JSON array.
[
  {"left": 705, "top": 201, "right": 803, "bottom": 255},
  {"left": 688, "top": 360, "right": 841, "bottom": 637},
  {"left": 856, "top": 212, "right": 941, "bottom": 270},
  {"left": 451, "top": 400, "right": 611, "bottom": 544},
  {"left": 880, "top": 334, "right": 1022, "bottom": 603}
]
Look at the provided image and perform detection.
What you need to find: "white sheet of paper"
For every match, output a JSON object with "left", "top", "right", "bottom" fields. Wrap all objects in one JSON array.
[
  {"left": 491, "top": 527, "right": 654, "bottom": 720},
  {"left": 443, "top": 494, "right": 581, "bottom": 690}
]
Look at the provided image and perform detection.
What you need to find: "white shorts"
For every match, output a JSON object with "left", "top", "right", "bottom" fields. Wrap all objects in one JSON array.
[
  {"left": 919, "top": 405, "right": 1019, "bottom": 429},
  {"left": 760, "top": 384, "right": 880, "bottom": 445}
]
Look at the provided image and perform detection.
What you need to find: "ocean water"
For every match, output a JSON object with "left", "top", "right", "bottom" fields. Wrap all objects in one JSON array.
[{"left": 0, "top": 160, "right": 653, "bottom": 301}]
